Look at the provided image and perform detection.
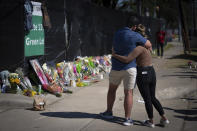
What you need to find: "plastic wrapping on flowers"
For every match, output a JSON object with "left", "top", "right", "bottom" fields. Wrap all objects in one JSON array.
[
  {"left": 8, "top": 72, "right": 37, "bottom": 97},
  {"left": 1, "top": 55, "right": 112, "bottom": 97},
  {"left": 0, "top": 70, "right": 11, "bottom": 93}
]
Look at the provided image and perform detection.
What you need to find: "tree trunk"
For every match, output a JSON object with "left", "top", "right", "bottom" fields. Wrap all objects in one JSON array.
[
  {"left": 137, "top": 0, "right": 142, "bottom": 16},
  {"left": 192, "top": 0, "right": 197, "bottom": 35},
  {"left": 178, "top": 0, "right": 191, "bottom": 54}
]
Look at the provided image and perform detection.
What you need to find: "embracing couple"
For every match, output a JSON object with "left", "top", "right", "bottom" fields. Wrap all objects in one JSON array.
[{"left": 100, "top": 23, "right": 169, "bottom": 128}]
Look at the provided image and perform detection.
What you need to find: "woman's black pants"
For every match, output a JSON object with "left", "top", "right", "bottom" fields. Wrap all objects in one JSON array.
[{"left": 137, "top": 66, "right": 164, "bottom": 119}]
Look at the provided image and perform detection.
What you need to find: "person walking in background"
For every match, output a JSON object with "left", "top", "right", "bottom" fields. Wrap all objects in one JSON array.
[
  {"left": 112, "top": 26, "right": 169, "bottom": 128},
  {"left": 156, "top": 28, "right": 165, "bottom": 58},
  {"left": 100, "top": 23, "right": 152, "bottom": 126}
]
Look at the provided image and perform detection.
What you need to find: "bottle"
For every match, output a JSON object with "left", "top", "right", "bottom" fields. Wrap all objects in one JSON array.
[
  {"left": 38, "top": 85, "right": 42, "bottom": 95},
  {"left": 1, "top": 84, "right": 6, "bottom": 93},
  {"left": 72, "top": 80, "right": 76, "bottom": 87},
  {"left": 16, "top": 85, "right": 22, "bottom": 94}
]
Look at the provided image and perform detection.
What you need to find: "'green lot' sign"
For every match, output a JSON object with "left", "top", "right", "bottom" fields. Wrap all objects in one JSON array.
[{"left": 25, "top": 2, "right": 44, "bottom": 57}]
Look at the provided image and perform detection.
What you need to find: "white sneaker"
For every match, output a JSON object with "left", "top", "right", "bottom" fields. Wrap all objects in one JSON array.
[
  {"left": 123, "top": 118, "right": 134, "bottom": 126},
  {"left": 160, "top": 118, "right": 170, "bottom": 126},
  {"left": 143, "top": 120, "right": 155, "bottom": 128}
]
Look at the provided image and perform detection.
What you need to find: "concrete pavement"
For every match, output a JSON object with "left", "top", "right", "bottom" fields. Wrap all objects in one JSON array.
[
  {"left": 152, "top": 40, "right": 197, "bottom": 100},
  {"left": 0, "top": 39, "right": 196, "bottom": 131}
]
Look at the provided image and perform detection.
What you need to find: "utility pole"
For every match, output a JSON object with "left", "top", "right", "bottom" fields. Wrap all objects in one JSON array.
[
  {"left": 136, "top": 0, "right": 142, "bottom": 16},
  {"left": 192, "top": 0, "right": 197, "bottom": 35},
  {"left": 178, "top": 16, "right": 182, "bottom": 42},
  {"left": 178, "top": 0, "right": 191, "bottom": 54},
  {"left": 153, "top": 0, "right": 157, "bottom": 18}
]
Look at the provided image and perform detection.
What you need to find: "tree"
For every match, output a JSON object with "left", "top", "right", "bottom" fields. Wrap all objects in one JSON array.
[
  {"left": 91, "top": 0, "right": 193, "bottom": 53},
  {"left": 178, "top": 0, "right": 191, "bottom": 54},
  {"left": 192, "top": 0, "right": 197, "bottom": 35}
]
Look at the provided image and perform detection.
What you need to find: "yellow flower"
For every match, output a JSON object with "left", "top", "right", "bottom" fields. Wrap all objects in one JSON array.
[
  {"left": 56, "top": 63, "right": 61, "bottom": 67},
  {"left": 23, "top": 89, "right": 28, "bottom": 93},
  {"left": 31, "top": 91, "right": 37, "bottom": 97},
  {"left": 15, "top": 78, "right": 20, "bottom": 84},
  {"left": 77, "top": 81, "right": 84, "bottom": 87},
  {"left": 10, "top": 78, "right": 15, "bottom": 83}
]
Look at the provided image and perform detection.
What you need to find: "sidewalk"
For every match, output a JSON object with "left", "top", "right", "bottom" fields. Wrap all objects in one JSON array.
[
  {"left": 39, "top": 39, "right": 196, "bottom": 131},
  {"left": 152, "top": 40, "right": 197, "bottom": 100},
  {"left": 0, "top": 39, "right": 196, "bottom": 108},
  {"left": 0, "top": 39, "right": 197, "bottom": 131}
]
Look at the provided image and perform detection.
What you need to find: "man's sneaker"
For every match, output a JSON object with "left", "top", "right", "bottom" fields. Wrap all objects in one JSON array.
[
  {"left": 123, "top": 118, "right": 134, "bottom": 126},
  {"left": 100, "top": 111, "right": 113, "bottom": 119},
  {"left": 160, "top": 118, "right": 170, "bottom": 126},
  {"left": 143, "top": 120, "right": 155, "bottom": 128}
]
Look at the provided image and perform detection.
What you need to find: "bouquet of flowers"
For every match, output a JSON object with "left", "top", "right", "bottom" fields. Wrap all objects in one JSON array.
[
  {"left": 81, "top": 58, "right": 92, "bottom": 79},
  {"left": 42, "top": 63, "right": 54, "bottom": 83},
  {"left": 15, "top": 67, "right": 34, "bottom": 90},
  {"left": 42, "top": 63, "right": 63, "bottom": 96},
  {"left": 56, "top": 62, "right": 65, "bottom": 81},
  {"left": 30, "top": 59, "right": 63, "bottom": 97},
  {"left": 9, "top": 73, "right": 20, "bottom": 84},
  {"left": 8, "top": 73, "right": 21, "bottom": 93}
]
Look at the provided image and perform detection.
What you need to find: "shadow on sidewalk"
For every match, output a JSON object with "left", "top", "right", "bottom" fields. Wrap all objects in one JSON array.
[
  {"left": 164, "top": 107, "right": 197, "bottom": 115},
  {"left": 163, "top": 105, "right": 197, "bottom": 121},
  {"left": 40, "top": 111, "right": 144, "bottom": 126},
  {"left": 174, "top": 71, "right": 197, "bottom": 74},
  {"left": 162, "top": 72, "right": 197, "bottom": 79},
  {"left": 168, "top": 54, "right": 197, "bottom": 62},
  {"left": 162, "top": 74, "right": 197, "bottom": 79}
]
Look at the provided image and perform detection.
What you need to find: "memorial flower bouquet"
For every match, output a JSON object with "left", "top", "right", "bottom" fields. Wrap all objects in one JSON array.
[
  {"left": 42, "top": 63, "right": 54, "bottom": 83},
  {"left": 9, "top": 73, "right": 36, "bottom": 96},
  {"left": 56, "top": 62, "right": 65, "bottom": 81},
  {"left": 9, "top": 73, "right": 20, "bottom": 85},
  {"left": 42, "top": 63, "right": 63, "bottom": 96},
  {"left": 15, "top": 67, "right": 34, "bottom": 91},
  {"left": 8, "top": 73, "right": 21, "bottom": 93},
  {"left": 81, "top": 59, "right": 92, "bottom": 79}
]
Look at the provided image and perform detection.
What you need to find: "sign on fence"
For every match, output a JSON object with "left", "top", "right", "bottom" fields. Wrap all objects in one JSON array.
[{"left": 25, "top": 2, "right": 44, "bottom": 57}]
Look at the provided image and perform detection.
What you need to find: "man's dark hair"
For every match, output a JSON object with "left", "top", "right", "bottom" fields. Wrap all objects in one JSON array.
[{"left": 126, "top": 16, "right": 140, "bottom": 28}]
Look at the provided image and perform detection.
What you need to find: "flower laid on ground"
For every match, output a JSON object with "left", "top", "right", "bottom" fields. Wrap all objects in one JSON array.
[
  {"left": 8, "top": 73, "right": 21, "bottom": 93},
  {"left": 23, "top": 89, "right": 37, "bottom": 97},
  {"left": 8, "top": 73, "right": 37, "bottom": 96},
  {"left": 2, "top": 55, "right": 112, "bottom": 97},
  {"left": 9, "top": 73, "right": 20, "bottom": 85}
]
